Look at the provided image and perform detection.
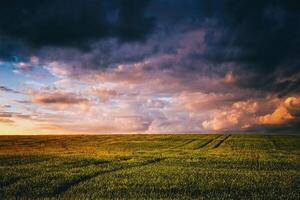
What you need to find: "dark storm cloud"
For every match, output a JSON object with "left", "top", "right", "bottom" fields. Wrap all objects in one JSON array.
[
  {"left": 149, "top": 0, "right": 300, "bottom": 94},
  {"left": 149, "top": 0, "right": 300, "bottom": 95},
  {"left": 149, "top": 0, "right": 300, "bottom": 96},
  {"left": 0, "top": 0, "right": 154, "bottom": 48},
  {"left": 203, "top": 0, "right": 300, "bottom": 93},
  {"left": 217, "top": 0, "right": 299, "bottom": 68}
]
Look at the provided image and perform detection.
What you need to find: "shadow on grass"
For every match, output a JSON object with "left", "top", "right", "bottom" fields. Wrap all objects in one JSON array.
[{"left": 52, "top": 158, "right": 165, "bottom": 197}]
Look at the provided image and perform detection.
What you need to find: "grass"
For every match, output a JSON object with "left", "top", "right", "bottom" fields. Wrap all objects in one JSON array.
[{"left": 0, "top": 134, "right": 299, "bottom": 199}]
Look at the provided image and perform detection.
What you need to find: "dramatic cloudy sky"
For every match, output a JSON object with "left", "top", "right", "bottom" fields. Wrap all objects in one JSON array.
[{"left": 0, "top": 0, "right": 299, "bottom": 134}]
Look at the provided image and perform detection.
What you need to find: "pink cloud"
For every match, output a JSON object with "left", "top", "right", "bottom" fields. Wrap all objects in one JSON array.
[{"left": 30, "top": 90, "right": 89, "bottom": 110}]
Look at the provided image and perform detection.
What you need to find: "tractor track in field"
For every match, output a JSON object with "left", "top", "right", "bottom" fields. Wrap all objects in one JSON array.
[
  {"left": 1, "top": 158, "right": 112, "bottom": 189},
  {"left": 213, "top": 135, "right": 231, "bottom": 149},
  {"left": 194, "top": 135, "right": 222, "bottom": 150},
  {"left": 171, "top": 139, "right": 198, "bottom": 149},
  {"left": 52, "top": 157, "right": 166, "bottom": 197}
]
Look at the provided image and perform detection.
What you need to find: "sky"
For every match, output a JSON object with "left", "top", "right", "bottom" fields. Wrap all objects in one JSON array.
[{"left": 0, "top": 0, "right": 299, "bottom": 135}]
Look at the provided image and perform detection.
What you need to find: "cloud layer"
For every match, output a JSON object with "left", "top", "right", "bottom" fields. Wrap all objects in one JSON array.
[{"left": 0, "top": 0, "right": 299, "bottom": 134}]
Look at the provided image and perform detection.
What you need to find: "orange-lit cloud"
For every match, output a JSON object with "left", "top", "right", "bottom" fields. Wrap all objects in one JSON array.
[
  {"left": 200, "top": 97, "right": 288, "bottom": 131},
  {"left": 0, "top": 118, "right": 14, "bottom": 124},
  {"left": 259, "top": 106, "right": 293, "bottom": 125},
  {"left": 284, "top": 97, "right": 300, "bottom": 116},
  {"left": 259, "top": 96, "right": 299, "bottom": 125},
  {"left": 202, "top": 100, "right": 258, "bottom": 131}
]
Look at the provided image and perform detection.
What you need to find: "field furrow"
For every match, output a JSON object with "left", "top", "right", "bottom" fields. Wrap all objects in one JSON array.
[
  {"left": 194, "top": 135, "right": 222, "bottom": 149},
  {"left": 213, "top": 134, "right": 231, "bottom": 149}
]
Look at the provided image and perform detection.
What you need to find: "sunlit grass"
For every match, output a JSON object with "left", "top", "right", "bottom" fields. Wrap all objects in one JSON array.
[{"left": 0, "top": 134, "right": 299, "bottom": 199}]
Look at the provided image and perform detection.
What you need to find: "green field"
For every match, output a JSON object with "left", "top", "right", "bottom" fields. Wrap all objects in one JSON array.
[{"left": 0, "top": 134, "right": 299, "bottom": 199}]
